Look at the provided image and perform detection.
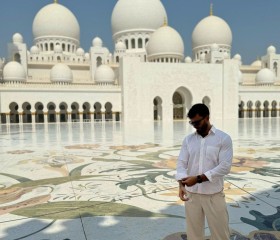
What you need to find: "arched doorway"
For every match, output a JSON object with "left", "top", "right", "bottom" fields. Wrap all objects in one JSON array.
[
  {"left": 172, "top": 87, "right": 192, "bottom": 120},
  {"left": 271, "top": 100, "right": 277, "bottom": 117},
  {"left": 247, "top": 101, "right": 253, "bottom": 118},
  {"left": 202, "top": 96, "right": 211, "bottom": 113},
  {"left": 94, "top": 102, "right": 102, "bottom": 121},
  {"left": 255, "top": 101, "right": 261, "bottom": 118},
  {"left": 59, "top": 102, "right": 68, "bottom": 122},
  {"left": 22, "top": 102, "right": 32, "bottom": 123},
  {"left": 153, "top": 97, "right": 162, "bottom": 120},
  {"left": 105, "top": 102, "right": 113, "bottom": 121},
  {"left": 71, "top": 102, "right": 79, "bottom": 122},
  {"left": 263, "top": 101, "right": 269, "bottom": 118},
  {"left": 47, "top": 102, "right": 56, "bottom": 123},
  {"left": 9, "top": 102, "right": 19, "bottom": 123},
  {"left": 35, "top": 102, "right": 44, "bottom": 123},
  {"left": 239, "top": 101, "right": 244, "bottom": 118},
  {"left": 173, "top": 92, "right": 183, "bottom": 119},
  {"left": 83, "top": 102, "right": 91, "bottom": 121}
]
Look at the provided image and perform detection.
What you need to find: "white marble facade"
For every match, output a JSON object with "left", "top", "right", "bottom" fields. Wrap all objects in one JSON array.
[{"left": 0, "top": 0, "right": 279, "bottom": 130}]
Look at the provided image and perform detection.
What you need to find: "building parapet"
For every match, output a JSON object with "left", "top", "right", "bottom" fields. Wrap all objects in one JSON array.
[{"left": 0, "top": 81, "right": 121, "bottom": 90}]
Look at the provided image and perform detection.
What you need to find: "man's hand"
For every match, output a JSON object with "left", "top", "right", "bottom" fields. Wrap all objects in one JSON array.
[
  {"left": 181, "top": 176, "right": 197, "bottom": 187},
  {"left": 178, "top": 183, "right": 187, "bottom": 201}
]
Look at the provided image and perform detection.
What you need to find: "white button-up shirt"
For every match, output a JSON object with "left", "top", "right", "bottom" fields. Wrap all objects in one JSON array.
[{"left": 175, "top": 126, "right": 233, "bottom": 194}]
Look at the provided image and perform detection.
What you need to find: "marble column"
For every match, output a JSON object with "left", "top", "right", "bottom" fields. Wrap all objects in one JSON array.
[
  {"left": 44, "top": 113, "right": 48, "bottom": 123},
  {"left": 32, "top": 113, "right": 36, "bottom": 124}
]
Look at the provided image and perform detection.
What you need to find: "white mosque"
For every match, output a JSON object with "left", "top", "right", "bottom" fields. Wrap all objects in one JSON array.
[{"left": 0, "top": 0, "right": 279, "bottom": 130}]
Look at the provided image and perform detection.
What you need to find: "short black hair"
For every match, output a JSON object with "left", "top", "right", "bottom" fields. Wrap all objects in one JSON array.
[{"left": 187, "top": 103, "right": 209, "bottom": 119}]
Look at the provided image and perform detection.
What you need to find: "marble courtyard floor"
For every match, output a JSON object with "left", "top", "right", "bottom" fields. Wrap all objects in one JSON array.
[{"left": 0, "top": 119, "right": 279, "bottom": 240}]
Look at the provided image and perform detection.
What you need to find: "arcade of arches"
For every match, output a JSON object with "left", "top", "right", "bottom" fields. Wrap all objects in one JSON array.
[
  {"left": 239, "top": 100, "right": 280, "bottom": 118},
  {"left": 1, "top": 98, "right": 279, "bottom": 124},
  {"left": 0, "top": 101, "right": 120, "bottom": 124}
]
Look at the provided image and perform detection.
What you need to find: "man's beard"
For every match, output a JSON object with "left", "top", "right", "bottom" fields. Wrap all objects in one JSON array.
[{"left": 197, "top": 123, "right": 208, "bottom": 135}]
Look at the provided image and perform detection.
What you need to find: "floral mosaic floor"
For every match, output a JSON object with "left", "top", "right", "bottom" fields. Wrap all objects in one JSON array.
[{"left": 0, "top": 119, "right": 279, "bottom": 240}]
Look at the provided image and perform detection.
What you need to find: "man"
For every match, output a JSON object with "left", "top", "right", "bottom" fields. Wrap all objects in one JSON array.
[{"left": 175, "top": 103, "right": 232, "bottom": 240}]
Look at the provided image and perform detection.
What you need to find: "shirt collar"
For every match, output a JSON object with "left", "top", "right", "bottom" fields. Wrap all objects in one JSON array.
[{"left": 209, "top": 125, "right": 216, "bottom": 134}]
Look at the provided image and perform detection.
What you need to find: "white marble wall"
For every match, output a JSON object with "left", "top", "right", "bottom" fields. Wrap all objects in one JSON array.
[{"left": 120, "top": 56, "right": 239, "bottom": 134}]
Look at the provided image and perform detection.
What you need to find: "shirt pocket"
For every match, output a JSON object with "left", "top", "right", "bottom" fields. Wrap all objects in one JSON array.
[{"left": 206, "top": 146, "right": 220, "bottom": 164}]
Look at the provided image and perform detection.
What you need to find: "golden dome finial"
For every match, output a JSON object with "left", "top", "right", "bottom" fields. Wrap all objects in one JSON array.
[
  {"left": 210, "top": 3, "right": 213, "bottom": 16},
  {"left": 54, "top": 0, "right": 58, "bottom": 3},
  {"left": 163, "top": 17, "right": 168, "bottom": 27}
]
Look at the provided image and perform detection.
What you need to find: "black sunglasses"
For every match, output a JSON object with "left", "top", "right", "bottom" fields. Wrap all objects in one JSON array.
[{"left": 189, "top": 117, "right": 205, "bottom": 126}]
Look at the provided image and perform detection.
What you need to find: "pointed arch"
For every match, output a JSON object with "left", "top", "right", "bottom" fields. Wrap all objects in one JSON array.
[
  {"left": 22, "top": 102, "right": 32, "bottom": 123},
  {"left": 35, "top": 102, "right": 44, "bottom": 123},
  {"left": 172, "top": 87, "right": 193, "bottom": 120},
  {"left": 263, "top": 101, "right": 269, "bottom": 117},
  {"left": 271, "top": 100, "right": 277, "bottom": 117},
  {"left": 94, "top": 102, "right": 102, "bottom": 121},
  {"left": 153, "top": 96, "right": 163, "bottom": 120},
  {"left": 255, "top": 101, "right": 261, "bottom": 118},
  {"left": 47, "top": 102, "right": 56, "bottom": 123},
  {"left": 9, "top": 102, "right": 19, "bottom": 123},
  {"left": 71, "top": 102, "right": 79, "bottom": 122},
  {"left": 239, "top": 101, "right": 245, "bottom": 118},
  {"left": 59, "top": 102, "right": 68, "bottom": 122},
  {"left": 105, "top": 102, "right": 113, "bottom": 121},
  {"left": 202, "top": 96, "right": 211, "bottom": 113},
  {"left": 247, "top": 101, "right": 253, "bottom": 118},
  {"left": 83, "top": 102, "right": 91, "bottom": 121}
]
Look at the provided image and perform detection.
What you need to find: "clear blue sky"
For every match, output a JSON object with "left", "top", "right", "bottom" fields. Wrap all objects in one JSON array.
[{"left": 0, "top": 0, "right": 279, "bottom": 64}]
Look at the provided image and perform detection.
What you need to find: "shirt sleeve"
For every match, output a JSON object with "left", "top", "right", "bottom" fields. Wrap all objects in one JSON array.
[
  {"left": 175, "top": 137, "right": 190, "bottom": 180},
  {"left": 204, "top": 135, "right": 233, "bottom": 182}
]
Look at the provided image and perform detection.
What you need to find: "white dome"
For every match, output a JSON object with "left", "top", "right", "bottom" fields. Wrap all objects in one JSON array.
[
  {"left": 76, "top": 48, "right": 85, "bottom": 56},
  {"left": 104, "top": 48, "right": 110, "bottom": 55},
  {"left": 185, "top": 56, "right": 192, "bottom": 63},
  {"left": 256, "top": 68, "right": 275, "bottom": 84},
  {"left": 251, "top": 60, "right": 262, "bottom": 67},
  {"left": 92, "top": 37, "right": 103, "bottom": 47},
  {"left": 95, "top": 65, "right": 115, "bottom": 84},
  {"left": 50, "top": 63, "right": 73, "bottom": 83},
  {"left": 30, "top": 46, "right": 40, "bottom": 54},
  {"left": 115, "top": 41, "right": 126, "bottom": 51},
  {"left": 33, "top": 3, "right": 80, "bottom": 42},
  {"left": 54, "top": 45, "right": 63, "bottom": 53},
  {"left": 111, "top": 0, "right": 167, "bottom": 39},
  {"left": 267, "top": 45, "right": 276, "bottom": 54},
  {"left": 192, "top": 15, "right": 232, "bottom": 49},
  {"left": 13, "top": 33, "right": 23, "bottom": 43},
  {"left": 233, "top": 54, "right": 242, "bottom": 61},
  {"left": 146, "top": 25, "right": 184, "bottom": 60},
  {"left": 3, "top": 61, "right": 26, "bottom": 82},
  {"left": 85, "top": 53, "right": 90, "bottom": 60}
]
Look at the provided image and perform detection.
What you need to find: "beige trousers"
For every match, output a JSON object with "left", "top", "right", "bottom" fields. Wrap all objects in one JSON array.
[{"left": 184, "top": 191, "right": 230, "bottom": 240}]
